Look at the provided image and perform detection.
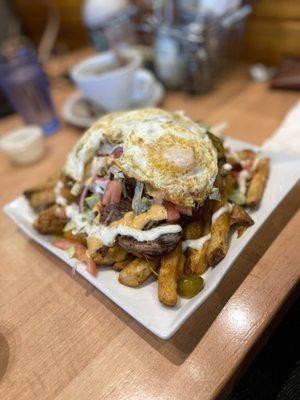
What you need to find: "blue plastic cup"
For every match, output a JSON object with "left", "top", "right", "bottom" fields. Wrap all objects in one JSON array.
[{"left": 0, "top": 39, "right": 59, "bottom": 135}]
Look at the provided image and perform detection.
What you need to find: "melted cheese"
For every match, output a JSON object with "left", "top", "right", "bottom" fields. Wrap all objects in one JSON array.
[
  {"left": 65, "top": 203, "right": 178, "bottom": 248},
  {"left": 110, "top": 204, "right": 167, "bottom": 229}
]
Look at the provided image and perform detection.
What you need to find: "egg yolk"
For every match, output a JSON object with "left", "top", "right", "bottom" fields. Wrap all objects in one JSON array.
[{"left": 163, "top": 146, "right": 195, "bottom": 169}]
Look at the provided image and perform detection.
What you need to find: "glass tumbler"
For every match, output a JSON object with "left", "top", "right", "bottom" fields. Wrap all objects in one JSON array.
[{"left": 0, "top": 38, "right": 59, "bottom": 135}]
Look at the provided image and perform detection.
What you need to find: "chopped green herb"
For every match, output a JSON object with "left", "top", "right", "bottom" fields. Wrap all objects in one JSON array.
[{"left": 67, "top": 245, "right": 76, "bottom": 258}]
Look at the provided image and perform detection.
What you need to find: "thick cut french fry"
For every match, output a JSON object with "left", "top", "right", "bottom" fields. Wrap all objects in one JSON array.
[
  {"left": 112, "top": 259, "right": 132, "bottom": 271},
  {"left": 119, "top": 258, "right": 159, "bottom": 287},
  {"left": 185, "top": 220, "right": 210, "bottom": 275},
  {"left": 177, "top": 252, "right": 186, "bottom": 279},
  {"left": 158, "top": 245, "right": 181, "bottom": 306},
  {"left": 24, "top": 170, "right": 61, "bottom": 197},
  {"left": 207, "top": 212, "right": 230, "bottom": 267},
  {"left": 246, "top": 158, "right": 269, "bottom": 207},
  {"left": 193, "top": 241, "right": 209, "bottom": 275},
  {"left": 230, "top": 204, "right": 254, "bottom": 237},
  {"left": 24, "top": 171, "right": 62, "bottom": 210},
  {"left": 183, "top": 220, "right": 203, "bottom": 240},
  {"left": 29, "top": 188, "right": 56, "bottom": 210},
  {"left": 91, "top": 246, "right": 127, "bottom": 265},
  {"left": 184, "top": 251, "right": 193, "bottom": 276},
  {"left": 34, "top": 205, "right": 68, "bottom": 235},
  {"left": 207, "top": 177, "right": 230, "bottom": 267}
]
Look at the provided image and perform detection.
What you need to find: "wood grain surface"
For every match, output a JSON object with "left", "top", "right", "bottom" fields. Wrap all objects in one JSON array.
[{"left": 0, "top": 53, "right": 299, "bottom": 400}]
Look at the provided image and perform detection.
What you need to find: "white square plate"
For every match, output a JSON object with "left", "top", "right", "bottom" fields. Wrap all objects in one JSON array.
[{"left": 4, "top": 138, "right": 300, "bottom": 339}]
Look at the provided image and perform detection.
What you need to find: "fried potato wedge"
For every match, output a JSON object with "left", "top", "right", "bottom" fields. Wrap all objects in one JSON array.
[
  {"left": 112, "top": 259, "right": 132, "bottom": 271},
  {"left": 24, "top": 170, "right": 61, "bottom": 197},
  {"left": 24, "top": 171, "right": 62, "bottom": 210},
  {"left": 158, "top": 245, "right": 181, "bottom": 306},
  {"left": 177, "top": 252, "right": 186, "bottom": 279},
  {"left": 230, "top": 204, "right": 254, "bottom": 237},
  {"left": 24, "top": 170, "right": 76, "bottom": 211},
  {"left": 246, "top": 158, "right": 269, "bottom": 207},
  {"left": 91, "top": 246, "right": 127, "bottom": 266},
  {"left": 182, "top": 220, "right": 203, "bottom": 240},
  {"left": 186, "top": 241, "right": 209, "bottom": 276},
  {"left": 28, "top": 188, "right": 56, "bottom": 211},
  {"left": 207, "top": 177, "right": 230, "bottom": 267},
  {"left": 119, "top": 258, "right": 159, "bottom": 287},
  {"left": 207, "top": 211, "right": 230, "bottom": 267},
  {"left": 34, "top": 205, "right": 68, "bottom": 235},
  {"left": 184, "top": 219, "right": 210, "bottom": 275}
]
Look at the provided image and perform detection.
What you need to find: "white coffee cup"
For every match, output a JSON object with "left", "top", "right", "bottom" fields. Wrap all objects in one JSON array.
[{"left": 71, "top": 50, "right": 155, "bottom": 111}]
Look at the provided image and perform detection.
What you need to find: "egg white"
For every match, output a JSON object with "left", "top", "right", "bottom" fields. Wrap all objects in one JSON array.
[{"left": 64, "top": 108, "right": 218, "bottom": 207}]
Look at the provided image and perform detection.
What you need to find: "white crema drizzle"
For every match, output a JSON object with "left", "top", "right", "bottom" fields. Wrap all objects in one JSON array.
[
  {"left": 182, "top": 203, "right": 233, "bottom": 251},
  {"left": 65, "top": 204, "right": 182, "bottom": 247}
]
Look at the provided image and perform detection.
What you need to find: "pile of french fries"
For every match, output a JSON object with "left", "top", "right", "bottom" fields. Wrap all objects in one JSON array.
[
  {"left": 26, "top": 148, "right": 270, "bottom": 307},
  {"left": 86, "top": 156, "right": 269, "bottom": 307}
]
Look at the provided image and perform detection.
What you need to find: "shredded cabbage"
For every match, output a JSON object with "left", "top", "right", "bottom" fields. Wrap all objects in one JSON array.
[{"left": 132, "top": 182, "right": 152, "bottom": 215}]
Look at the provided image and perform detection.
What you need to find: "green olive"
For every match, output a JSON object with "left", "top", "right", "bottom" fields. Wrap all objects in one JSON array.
[{"left": 177, "top": 276, "right": 204, "bottom": 299}]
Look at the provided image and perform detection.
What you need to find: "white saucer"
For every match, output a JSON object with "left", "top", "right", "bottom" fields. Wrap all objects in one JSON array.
[{"left": 62, "top": 80, "right": 165, "bottom": 129}]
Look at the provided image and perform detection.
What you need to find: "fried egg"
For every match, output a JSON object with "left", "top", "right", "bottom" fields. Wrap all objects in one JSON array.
[
  {"left": 64, "top": 108, "right": 218, "bottom": 207},
  {"left": 115, "top": 109, "right": 218, "bottom": 207}
]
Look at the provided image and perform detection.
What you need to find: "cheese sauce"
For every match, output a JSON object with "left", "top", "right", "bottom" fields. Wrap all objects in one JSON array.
[{"left": 65, "top": 204, "right": 181, "bottom": 247}]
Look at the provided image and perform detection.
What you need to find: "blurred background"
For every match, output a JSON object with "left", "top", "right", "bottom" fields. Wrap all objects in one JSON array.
[
  {"left": 3, "top": 0, "right": 300, "bottom": 63},
  {"left": 1, "top": 0, "right": 300, "bottom": 128},
  {"left": 1, "top": 0, "right": 300, "bottom": 162}
]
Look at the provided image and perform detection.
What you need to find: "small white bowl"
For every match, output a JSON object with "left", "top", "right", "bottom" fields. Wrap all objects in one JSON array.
[{"left": 0, "top": 125, "right": 45, "bottom": 165}]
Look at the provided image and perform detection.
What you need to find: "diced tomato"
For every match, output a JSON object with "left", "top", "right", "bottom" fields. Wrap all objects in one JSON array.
[
  {"left": 73, "top": 243, "right": 96, "bottom": 276},
  {"left": 163, "top": 201, "right": 180, "bottom": 222},
  {"left": 87, "top": 258, "right": 97, "bottom": 277},
  {"left": 102, "top": 180, "right": 122, "bottom": 205},
  {"left": 52, "top": 238, "right": 74, "bottom": 250},
  {"left": 53, "top": 239, "right": 97, "bottom": 277},
  {"left": 101, "top": 184, "right": 111, "bottom": 205}
]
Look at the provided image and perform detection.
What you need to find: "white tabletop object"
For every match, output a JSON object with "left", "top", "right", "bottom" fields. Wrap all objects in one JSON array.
[{"left": 0, "top": 125, "right": 45, "bottom": 165}]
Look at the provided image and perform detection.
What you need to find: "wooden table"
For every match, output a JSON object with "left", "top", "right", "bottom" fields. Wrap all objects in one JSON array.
[{"left": 0, "top": 53, "right": 299, "bottom": 399}]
